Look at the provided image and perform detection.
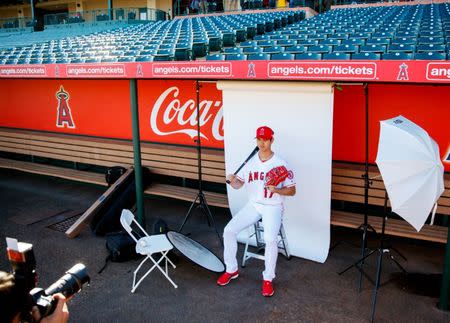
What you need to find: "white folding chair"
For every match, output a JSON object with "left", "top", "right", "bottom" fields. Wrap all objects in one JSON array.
[
  {"left": 242, "top": 220, "right": 290, "bottom": 267},
  {"left": 120, "top": 209, "right": 177, "bottom": 292}
]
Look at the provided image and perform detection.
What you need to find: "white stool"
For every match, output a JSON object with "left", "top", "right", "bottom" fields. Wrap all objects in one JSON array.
[{"left": 242, "top": 220, "right": 290, "bottom": 267}]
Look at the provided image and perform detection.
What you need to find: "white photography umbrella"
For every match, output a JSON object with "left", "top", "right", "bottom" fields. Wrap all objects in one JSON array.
[{"left": 375, "top": 115, "right": 445, "bottom": 232}]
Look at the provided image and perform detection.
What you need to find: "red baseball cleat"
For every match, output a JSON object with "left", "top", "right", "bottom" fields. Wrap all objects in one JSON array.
[
  {"left": 262, "top": 280, "right": 274, "bottom": 297},
  {"left": 217, "top": 270, "right": 239, "bottom": 286}
]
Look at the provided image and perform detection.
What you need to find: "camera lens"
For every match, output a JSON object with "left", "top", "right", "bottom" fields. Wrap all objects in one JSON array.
[{"left": 44, "top": 263, "right": 90, "bottom": 298}]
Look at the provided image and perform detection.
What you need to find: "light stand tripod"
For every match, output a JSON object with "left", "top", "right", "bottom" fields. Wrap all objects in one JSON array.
[
  {"left": 178, "top": 80, "right": 223, "bottom": 246},
  {"left": 336, "top": 83, "right": 378, "bottom": 291},
  {"left": 369, "top": 191, "right": 408, "bottom": 322}
]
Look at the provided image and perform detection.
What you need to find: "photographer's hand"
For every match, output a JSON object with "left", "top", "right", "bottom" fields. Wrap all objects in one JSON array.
[{"left": 32, "top": 293, "right": 69, "bottom": 323}]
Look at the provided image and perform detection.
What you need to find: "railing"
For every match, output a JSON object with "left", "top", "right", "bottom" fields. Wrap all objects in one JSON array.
[
  {"left": 174, "top": 0, "right": 307, "bottom": 16},
  {"left": 43, "top": 7, "right": 167, "bottom": 26},
  {"left": 0, "top": 17, "right": 34, "bottom": 30}
]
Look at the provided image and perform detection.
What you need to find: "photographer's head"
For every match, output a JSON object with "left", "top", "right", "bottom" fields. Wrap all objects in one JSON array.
[{"left": 0, "top": 271, "right": 28, "bottom": 323}]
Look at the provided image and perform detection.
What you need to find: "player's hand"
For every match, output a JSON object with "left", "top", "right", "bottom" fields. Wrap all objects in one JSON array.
[
  {"left": 266, "top": 185, "right": 277, "bottom": 193},
  {"left": 226, "top": 174, "right": 237, "bottom": 184},
  {"left": 32, "top": 293, "right": 69, "bottom": 323}
]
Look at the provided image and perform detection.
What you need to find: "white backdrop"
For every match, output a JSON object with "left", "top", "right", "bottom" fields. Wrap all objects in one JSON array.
[{"left": 217, "top": 81, "right": 334, "bottom": 263}]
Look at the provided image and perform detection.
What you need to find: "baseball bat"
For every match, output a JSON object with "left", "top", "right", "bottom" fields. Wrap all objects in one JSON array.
[{"left": 226, "top": 146, "right": 259, "bottom": 184}]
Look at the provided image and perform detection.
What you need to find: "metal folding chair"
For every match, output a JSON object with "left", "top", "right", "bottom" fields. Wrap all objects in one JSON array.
[
  {"left": 242, "top": 220, "right": 290, "bottom": 267},
  {"left": 120, "top": 209, "right": 177, "bottom": 292}
]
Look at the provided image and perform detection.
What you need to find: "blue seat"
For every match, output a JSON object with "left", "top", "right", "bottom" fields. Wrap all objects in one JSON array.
[
  {"left": 242, "top": 46, "right": 263, "bottom": 54},
  {"left": 416, "top": 44, "right": 446, "bottom": 52},
  {"left": 414, "top": 52, "right": 446, "bottom": 60},
  {"left": 334, "top": 44, "right": 358, "bottom": 53},
  {"left": 284, "top": 45, "right": 306, "bottom": 54},
  {"left": 270, "top": 53, "right": 294, "bottom": 60},
  {"left": 319, "top": 39, "right": 340, "bottom": 46},
  {"left": 294, "top": 53, "right": 321, "bottom": 60},
  {"left": 322, "top": 52, "right": 350, "bottom": 60},
  {"left": 366, "top": 38, "right": 390, "bottom": 46},
  {"left": 257, "top": 40, "right": 277, "bottom": 47},
  {"left": 382, "top": 52, "right": 413, "bottom": 60},
  {"left": 388, "top": 44, "right": 415, "bottom": 53},
  {"left": 297, "top": 39, "right": 318, "bottom": 46},
  {"left": 263, "top": 46, "right": 283, "bottom": 54},
  {"left": 223, "top": 47, "right": 243, "bottom": 54},
  {"left": 135, "top": 55, "right": 154, "bottom": 62},
  {"left": 240, "top": 41, "right": 257, "bottom": 48},
  {"left": 360, "top": 44, "right": 386, "bottom": 54},
  {"left": 247, "top": 53, "right": 270, "bottom": 61},
  {"left": 391, "top": 37, "right": 416, "bottom": 46},
  {"left": 206, "top": 54, "right": 225, "bottom": 61},
  {"left": 341, "top": 39, "right": 365, "bottom": 46},
  {"left": 307, "top": 45, "right": 331, "bottom": 54},
  {"left": 225, "top": 53, "right": 246, "bottom": 61},
  {"left": 351, "top": 52, "right": 380, "bottom": 60},
  {"left": 118, "top": 56, "right": 135, "bottom": 62},
  {"left": 277, "top": 39, "right": 296, "bottom": 48},
  {"left": 418, "top": 37, "right": 445, "bottom": 45}
]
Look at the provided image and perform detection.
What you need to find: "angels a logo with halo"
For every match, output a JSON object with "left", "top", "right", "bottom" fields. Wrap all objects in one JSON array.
[
  {"left": 55, "top": 86, "right": 75, "bottom": 129},
  {"left": 397, "top": 63, "right": 409, "bottom": 81}
]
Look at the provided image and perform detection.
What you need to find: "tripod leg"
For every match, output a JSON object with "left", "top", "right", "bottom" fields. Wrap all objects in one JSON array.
[
  {"left": 370, "top": 249, "right": 383, "bottom": 323},
  {"left": 200, "top": 193, "right": 223, "bottom": 246},
  {"left": 178, "top": 194, "right": 200, "bottom": 233},
  {"left": 388, "top": 253, "right": 407, "bottom": 274},
  {"left": 338, "top": 249, "right": 377, "bottom": 275},
  {"left": 358, "top": 225, "right": 369, "bottom": 292}
]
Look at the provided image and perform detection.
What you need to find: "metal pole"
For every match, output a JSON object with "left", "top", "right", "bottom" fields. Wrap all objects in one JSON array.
[
  {"left": 108, "top": 0, "right": 113, "bottom": 20},
  {"left": 438, "top": 227, "right": 450, "bottom": 310},
  {"left": 130, "top": 79, "right": 145, "bottom": 226},
  {"left": 30, "top": 0, "right": 35, "bottom": 26}
]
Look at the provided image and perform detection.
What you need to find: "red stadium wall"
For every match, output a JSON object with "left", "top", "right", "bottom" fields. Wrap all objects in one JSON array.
[{"left": 0, "top": 79, "right": 448, "bottom": 171}]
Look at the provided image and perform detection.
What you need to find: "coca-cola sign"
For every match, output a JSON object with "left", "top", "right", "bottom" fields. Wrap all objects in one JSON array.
[{"left": 139, "top": 80, "right": 224, "bottom": 148}]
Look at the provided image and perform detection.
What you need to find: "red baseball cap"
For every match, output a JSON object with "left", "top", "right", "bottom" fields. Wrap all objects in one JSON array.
[{"left": 255, "top": 126, "right": 274, "bottom": 140}]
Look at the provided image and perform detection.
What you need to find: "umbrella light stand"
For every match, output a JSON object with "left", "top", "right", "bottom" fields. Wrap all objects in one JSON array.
[
  {"left": 178, "top": 81, "right": 223, "bottom": 246},
  {"left": 337, "top": 84, "right": 379, "bottom": 292},
  {"left": 370, "top": 192, "right": 408, "bottom": 323}
]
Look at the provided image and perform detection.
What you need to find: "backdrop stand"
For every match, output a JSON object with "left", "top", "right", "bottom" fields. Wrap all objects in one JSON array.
[{"left": 178, "top": 80, "right": 223, "bottom": 246}]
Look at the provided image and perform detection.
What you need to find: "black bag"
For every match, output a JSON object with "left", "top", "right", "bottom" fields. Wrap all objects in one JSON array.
[
  {"left": 98, "top": 231, "right": 140, "bottom": 274},
  {"left": 105, "top": 166, "right": 127, "bottom": 186},
  {"left": 152, "top": 218, "right": 168, "bottom": 235}
]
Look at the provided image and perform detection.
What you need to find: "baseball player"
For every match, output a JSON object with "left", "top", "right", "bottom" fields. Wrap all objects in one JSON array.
[{"left": 217, "top": 126, "right": 296, "bottom": 297}]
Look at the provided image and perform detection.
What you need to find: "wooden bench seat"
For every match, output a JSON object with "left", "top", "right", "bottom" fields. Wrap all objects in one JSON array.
[
  {"left": 0, "top": 127, "right": 448, "bottom": 243},
  {"left": 331, "top": 210, "right": 448, "bottom": 244}
]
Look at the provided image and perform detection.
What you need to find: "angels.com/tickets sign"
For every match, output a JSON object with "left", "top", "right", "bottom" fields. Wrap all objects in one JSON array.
[{"left": 0, "top": 61, "right": 450, "bottom": 83}]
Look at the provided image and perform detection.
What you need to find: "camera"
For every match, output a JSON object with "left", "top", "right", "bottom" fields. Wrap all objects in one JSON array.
[{"left": 6, "top": 237, "right": 90, "bottom": 319}]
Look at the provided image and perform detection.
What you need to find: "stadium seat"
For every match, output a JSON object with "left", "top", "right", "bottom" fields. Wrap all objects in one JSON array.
[
  {"left": 334, "top": 44, "right": 358, "bottom": 54},
  {"left": 240, "top": 40, "right": 258, "bottom": 48},
  {"left": 307, "top": 45, "right": 331, "bottom": 54},
  {"left": 418, "top": 37, "right": 445, "bottom": 45},
  {"left": 242, "top": 46, "right": 263, "bottom": 55},
  {"left": 341, "top": 39, "right": 365, "bottom": 46},
  {"left": 247, "top": 53, "right": 270, "bottom": 61},
  {"left": 135, "top": 56, "right": 154, "bottom": 62},
  {"left": 416, "top": 44, "right": 446, "bottom": 52},
  {"left": 277, "top": 39, "right": 296, "bottom": 48},
  {"left": 322, "top": 52, "right": 350, "bottom": 60},
  {"left": 414, "top": 52, "right": 446, "bottom": 60},
  {"left": 223, "top": 47, "right": 243, "bottom": 54},
  {"left": 118, "top": 56, "right": 135, "bottom": 62},
  {"left": 351, "top": 52, "right": 380, "bottom": 60},
  {"left": 263, "top": 46, "right": 283, "bottom": 55},
  {"left": 225, "top": 53, "right": 246, "bottom": 61},
  {"left": 360, "top": 44, "right": 386, "bottom": 54},
  {"left": 388, "top": 44, "right": 415, "bottom": 53},
  {"left": 285, "top": 45, "right": 306, "bottom": 54},
  {"left": 270, "top": 53, "right": 294, "bottom": 60},
  {"left": 206, "top": 54, "right": 225, "bottom": 61},
  {"left": 381, "top": 52, "right": 413, "bottom": 60},
  {"left": 294, "top": 53, "right": 321, "bottom": 60}
]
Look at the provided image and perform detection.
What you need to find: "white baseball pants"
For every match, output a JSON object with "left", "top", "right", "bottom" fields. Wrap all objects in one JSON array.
[{"left": 223, "top": 202, "right": 283, "bottom": 281}]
